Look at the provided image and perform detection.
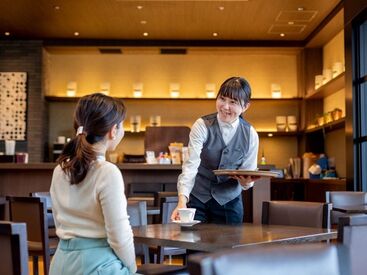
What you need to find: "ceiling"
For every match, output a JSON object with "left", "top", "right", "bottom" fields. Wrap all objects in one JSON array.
[{"left": 0, "top": 0, "right": 343, "bottom": 46}]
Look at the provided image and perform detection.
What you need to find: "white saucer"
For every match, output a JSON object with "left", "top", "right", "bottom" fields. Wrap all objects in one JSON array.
[{"left": 172, "top": 220, "right": 201, "bottom": 227}]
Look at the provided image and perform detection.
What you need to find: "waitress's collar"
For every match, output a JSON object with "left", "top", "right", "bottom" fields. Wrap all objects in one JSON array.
[{"left": 217, "top": 114, "right": 239, "bottom": 129}]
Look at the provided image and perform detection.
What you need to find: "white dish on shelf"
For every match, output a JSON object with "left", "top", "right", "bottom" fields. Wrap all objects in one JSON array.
[
  {"left": 172, "top": 220, "right": 201, "bottom": 227},
  {"left": 213, "top": 169, "right": 278, "bottom": 178}
]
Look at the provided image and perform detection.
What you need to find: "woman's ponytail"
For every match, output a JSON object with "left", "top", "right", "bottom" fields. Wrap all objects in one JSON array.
[{"left": 56, "top": 93, "right": 126, "bottom": 185}]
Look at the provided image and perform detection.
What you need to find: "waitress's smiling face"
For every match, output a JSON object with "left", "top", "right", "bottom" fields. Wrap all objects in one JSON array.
[{"left": 216, "top": 96, "right": 248, "bottom": 123}]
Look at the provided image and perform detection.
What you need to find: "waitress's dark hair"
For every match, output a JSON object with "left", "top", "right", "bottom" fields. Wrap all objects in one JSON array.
[
  {"left": 216, "top": 76, "right": 252, "bottom": 107},
  {"left": 57, "top": 93, "right": 126, "bottom": 185}
]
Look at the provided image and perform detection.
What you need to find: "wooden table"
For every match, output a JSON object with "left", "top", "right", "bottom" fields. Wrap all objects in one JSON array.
[
  {"left": 332, "top": 204, "right": 367, "bottom": 214},
  {"left": 133, "top": 223, "right": 337, "bottom": 252}
]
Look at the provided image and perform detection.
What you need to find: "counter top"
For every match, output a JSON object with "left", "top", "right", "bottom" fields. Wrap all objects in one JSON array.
[{"left": 0, "top": 162, "right": 182, "bottom": 170}]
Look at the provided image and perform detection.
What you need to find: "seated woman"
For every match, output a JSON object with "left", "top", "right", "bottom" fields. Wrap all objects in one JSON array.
[{"left": 50, "top": 93, "right": 137, "bottom": 274}]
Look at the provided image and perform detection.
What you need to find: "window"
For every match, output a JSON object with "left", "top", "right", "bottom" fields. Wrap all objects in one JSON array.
[{"left": 353, "top": 13, "right": 367, "bottom": 191}]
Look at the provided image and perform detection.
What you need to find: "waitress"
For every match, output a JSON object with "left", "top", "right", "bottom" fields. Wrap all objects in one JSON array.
[{"left": 171, "top": 76, "right": 259, "bottom": 225}]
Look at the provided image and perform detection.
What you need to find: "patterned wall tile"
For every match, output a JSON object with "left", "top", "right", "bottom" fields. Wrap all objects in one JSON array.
[{"left": 0, "top": 72, "right": 27, "bottom": 140}]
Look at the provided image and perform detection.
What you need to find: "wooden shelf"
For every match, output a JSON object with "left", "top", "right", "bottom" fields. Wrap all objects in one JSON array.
[
  {"left": 124, "top": 130, "right": 145, "bottom": 134},
  {"left": 305, "top": 118, "right": 345, "bottom": 134},
  {"left": 258, "top": 131, "right": 302, "bottom": 137},
  {"left": 306, "top": 72, "right": 345, "bottom": 99},
  {"left": 45, "top": 96, "right": 303, "bottom": 102}
]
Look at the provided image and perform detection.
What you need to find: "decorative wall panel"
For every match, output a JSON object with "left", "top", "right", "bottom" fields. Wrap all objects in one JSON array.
[{"left": 0, "top": 72, "right": 27, "bottom": 140}]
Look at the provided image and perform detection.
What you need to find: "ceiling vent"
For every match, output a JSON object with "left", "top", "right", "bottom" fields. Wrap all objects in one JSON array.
[
  {"left": 276, "top": 10, "right": 318, "bottom": 22},
  {"left": 160, "top": 48, "right": 187, "bottom": 55},
  {"left": 98, "top": 48, "right": 122, "bottom": 54},
  {"left": 268, "top": 24, "right": 306, "bottom": 34}
]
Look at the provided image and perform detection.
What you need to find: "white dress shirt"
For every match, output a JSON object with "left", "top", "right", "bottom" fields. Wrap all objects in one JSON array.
[{"left": 177, "top": 114, "right": 259, "bottom": 200}]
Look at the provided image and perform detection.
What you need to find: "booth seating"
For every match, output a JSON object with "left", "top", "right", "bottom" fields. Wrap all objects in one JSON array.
[
  {"left": 262, "top": 200, "right": 331, "bottom": 228},
  {"left": 188, "top": 242, "right": 350, "bottom": 275}
]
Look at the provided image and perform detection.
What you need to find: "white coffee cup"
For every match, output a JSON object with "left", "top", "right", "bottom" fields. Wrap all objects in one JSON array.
[
  {"left": 5, "top": 140, "right": 16, "bottom": 155},
  {"left": 178, "top": 208, "right": 196, "bottom": 223}
]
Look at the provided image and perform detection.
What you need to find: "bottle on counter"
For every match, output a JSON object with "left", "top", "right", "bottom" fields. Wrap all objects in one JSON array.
[{"left": 260, "top": 150, "right": 266, "bottom": 165}]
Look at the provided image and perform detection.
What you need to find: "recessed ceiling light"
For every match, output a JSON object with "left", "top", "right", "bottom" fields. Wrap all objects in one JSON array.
[
  {"left": 297, "top": 7, "right": 304, "bottom": 11},
  {"left": 288, "top": 21, "right": 294, "bottom": 25},
  {"left": 213, "top": 32, "right": 218, "bottom": 37},
  {"left": 137, "top": 5, "right": 143, "bottom": 10},
  {"left": 54, "top": 5, "right": 60, "bottom": 11},
  {"left": 280, "top": 33, "right": 285, "bottom": 37},
  {"left": 4, "top": 32, "right": 10, "bottom": 36},
  {"left": 218, "top": 6, "right": 224, "bottom": 11},
  {"left": 74, "top": 32, "right": 79, "bottom": 36},
  {"left": 140, "top": 20, "right": 147, "bottom": 24},
  {"left": 143, "top": 32, "right": 149, "bottom": 36}
]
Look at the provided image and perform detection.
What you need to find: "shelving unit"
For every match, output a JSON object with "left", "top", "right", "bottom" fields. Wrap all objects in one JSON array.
[
  {"left": 306, "top": 72, "right": 345, "bottom": 99},
  {"left": 45, "top": 96, "right": 303, "bottom": 102},
  {"left": 305, "top": 118, "right": 345, "bottom": 134},
  {"left": 258, "top": 131, "right": 302, "bottom": 137}
]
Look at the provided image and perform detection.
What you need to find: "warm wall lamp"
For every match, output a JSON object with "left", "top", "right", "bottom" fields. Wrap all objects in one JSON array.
[
  {"left": 169, "top": 83, "right": 180, "bottom": 98},
  {"left": 66, "top": 81, "right": 77, "bottom": 97}
]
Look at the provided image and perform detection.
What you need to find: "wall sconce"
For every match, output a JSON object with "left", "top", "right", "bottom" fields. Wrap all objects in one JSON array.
[
  {"left": 170, "top": 83, "right": 180, "bottom": 98},
  {"left": 100, "top": 82, "right": 110, "bottom": 95},
  {"left": 271, "top": 83, "right": 282, "bottom": 98},
  {"left": 205, "top": 83, "right": 216, "bottom": 98},
  {"left": 66, "top": 81, "right": 77, "bottom": 97},
  {"left": 133, "top": 83, "right": 143, "bottom": 98}
]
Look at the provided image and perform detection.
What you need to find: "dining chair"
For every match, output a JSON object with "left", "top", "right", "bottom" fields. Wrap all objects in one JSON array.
[
  {"left": 127, "top": 200, "right": 150, "bottom": 264},
  {"left": 188, "top": 242, "right": 350, "bottom": 275},
  {"left": 262, "top": 200, "right": 331, "bottom": 228},
  {"left": 128, "top": 201, "right": 187, "bottom": 274},
  {"left": 30, "top": 192, "right": 57, "bottom": 237},
  {"left": 151, "top": 193, "right": 187, "bottom": 264},
  {"left": 337, "top": 214, "right": 367, "bottom": 275},
  {"left": 0, "top": 221, "right": 29, "bottom": 275},
  {"left": 326, "top": 191, "right": 367, "bottom": 225},
  {"left": 154, "top": 201, "right": 187, "bottom": 265},
  {"left": 7, "top": 196, "right": 58, "bottom": 275}
]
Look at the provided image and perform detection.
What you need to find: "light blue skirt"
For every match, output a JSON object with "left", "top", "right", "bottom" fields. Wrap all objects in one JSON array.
[{"left": 50, "top": 237, "right": 130, "bottom": 275}]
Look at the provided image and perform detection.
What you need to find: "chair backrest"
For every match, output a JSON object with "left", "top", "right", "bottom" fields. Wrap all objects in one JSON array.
[
  {"left": 262, "top": 200, "right": 331, "bottom": 228},
  {"left": 161, "top": 201, "right": 178, "bottom": 224},
  {"left": 127, "top": 200, "right": 148, "bottom": 226},
  {"left": 144, "top": 126, "right": 190, "bottom": 156},
  {"left": 154, "top": 192, "right": 178, "bottom": 223},
  {"left": 338, "top": 215, "right": 367, "bottom": 275},
  {"left": 8, "top": 196, "right": 49, "bottom": 244},
  {"left": 30, "top": 192, "right": 53, "bottom": 209},
  {"left": 188, "top": 243, "right": 350, "bottom": 275},
  {"left": 30, "top": 192, "right": 55, "bottom": 228},
  {"left": 154, "top": 191, "right": 178, "bottom": 207},
  {"left": 0, "top": 221, "right": 29, "bottom": 275},
  {"left": 326, "top": 191, "right": 367, "bottom": 225}
]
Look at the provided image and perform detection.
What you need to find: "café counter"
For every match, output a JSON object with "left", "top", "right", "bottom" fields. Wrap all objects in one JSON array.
[
  {"left": 0, "top": 163, "right": 346, "bottom": 223},
  {"left": 0, "top": 163, "right": 182, "bottom": 197}
]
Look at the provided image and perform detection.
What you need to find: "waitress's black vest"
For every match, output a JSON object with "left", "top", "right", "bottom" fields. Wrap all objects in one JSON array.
[{"left": 191, "top": 113, "right": 252, "bottom": 205}]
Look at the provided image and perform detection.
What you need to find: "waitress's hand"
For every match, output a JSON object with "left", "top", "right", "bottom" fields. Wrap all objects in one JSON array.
[
  {"left": 171, "top": 194, "right": 188, "bottom": 221},
  {"left": 230, "top": 175, "right": 261, "bottom": 189}
]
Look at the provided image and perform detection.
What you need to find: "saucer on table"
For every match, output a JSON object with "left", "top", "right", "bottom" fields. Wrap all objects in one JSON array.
[{"left": 172, "top": 220, "right": 201, "bottom": 227}]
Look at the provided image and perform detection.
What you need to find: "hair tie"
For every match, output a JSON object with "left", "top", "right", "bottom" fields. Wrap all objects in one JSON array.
[{"left": 76, "top": 126, "right": 84, "bottom": 136}]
